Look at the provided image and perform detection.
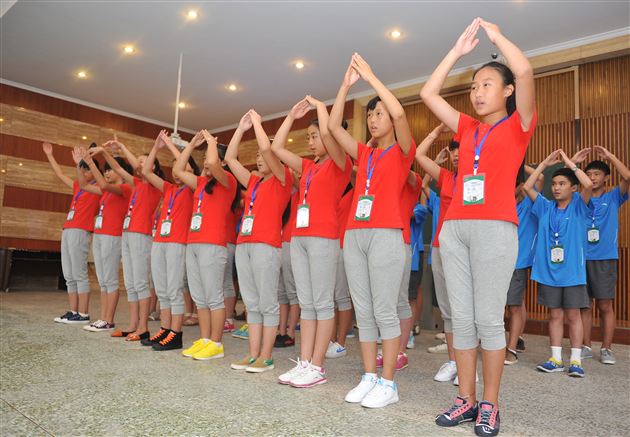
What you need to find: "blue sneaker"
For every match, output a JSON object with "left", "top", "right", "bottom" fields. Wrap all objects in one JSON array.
[
  {"left": 62, "top": 313, "right": 90, "bottom": 324},
  {"left": 54, "top": 311, "right": 74, "bottom": 323},
  {"left": 475, "top": 401, "right": 501, "bottom": 436},
  {"left": 232, "top": 324, "right": 249, "bottom": 340},
  {"left": 436, "top": 396, "right": 479, "bottom": 427},
  {"left": 346, "top": 329, "right": 355, "bottom": 339},
  {"left": 536, "top": 357, "right": 565, "bottom": 373},
  {"left": 568, "top": 361, "right": 585, "bottom": 378}
]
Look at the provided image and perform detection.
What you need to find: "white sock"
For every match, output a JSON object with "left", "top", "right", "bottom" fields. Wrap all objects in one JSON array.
[
  {"left": 79, "top": 312, "right": 88, "bottom": 317},
  {"left": 381, "top": 377, "right": 395, "bottom": 388},
  {"left": 311, "top": 363, "right": 322, "bottom": 372},
  {"left": 202, "top": 338, "right": 211, "bottom": 344},
  {"left": 71, "top": 311, "right": 78, "bottom": 315},
  {"left": 551, "top": 346, "right": 562, "bottom": 362},
  {"left": 214, "top": 341, "right": 222, "bottom": 347},
  {"left": 449, "top": 360, "right": 457, "bottom": 366},
  {"left": 570, "top": 348, "right": 582, "bottom": 364},
  {"left": 365, "top": 372, "right": 377, "bottom": 381}
]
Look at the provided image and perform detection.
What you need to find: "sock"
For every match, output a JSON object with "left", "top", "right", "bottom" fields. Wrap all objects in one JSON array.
[
  {"left": 311, "top": 363, "right": 322, "bottom": 372},
  {"left": 79, "top": 312, "right": 88, "bottom": 317},
  {"left": 71, "top": 311, "right": 78, "bottom": 315},
  {"left": 551, "top": 346, "right": 562, "bottom": 362},
  {"left": 213, "top": 341, "right": 222, "bottom": 347},
  {"left": 381, "top": 377, "right": 396, "bottom": 388},
  {"left": 582, "top": 344, "right": 592, "bottom": 351},
  {"left": 365, "top": 372, "right": 377, "bottom": 381},
  {"left": 202, "top": 338, "right": 211, "bottom": 344},
  {"left": 448, "top": 360, "right": 456, "bottom": 366},
  {"left": 570, "top": 348, "right": 581, "bottom": 364}
]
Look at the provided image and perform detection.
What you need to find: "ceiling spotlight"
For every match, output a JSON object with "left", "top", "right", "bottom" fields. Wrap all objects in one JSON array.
[
  {"left": 18, "top": 162, "right": 23, "bottom": 167},
  {"left": 0, "top": 169, "right": 5, "bottom": 173},
  {"left": 288, "top": 138, "right": 294, "bottom": 143},
  {"left": 82, "top": 136, "right": 88, "bottom": 140},
  {"left": 0, "top": 118, "right": 4, "bottom": 122},
  {"left": 389, "top": 29, "right": 402, "bottom": 39},
  {"left": 295, "top": 61, "right": 304, "bottom": 70},
  {"left": 77, "top": 71, "right": 87, "bottom": 78},
  {"left": 123, "top": 45, "right": 135, "bottom": 54},
  {"left": 227, "top": 84, "right": 238, "bottom": 92},
  {"left": 186, "top": 9, "right": 198, "bottom": 20},
  {"left": 178, "top": 102, "right": 186, "bottom": 109}
]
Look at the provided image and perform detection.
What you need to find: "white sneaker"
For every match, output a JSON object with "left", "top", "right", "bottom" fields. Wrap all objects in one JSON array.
[
  {"left": 406, "top": 333, "right": 415, "bottom": 349},
  {"left": 434, "top": 361, "right": 457, "bottom": 382},
  {"left": 83, "top": 320, "right": 105, "bottom": 331},
  {"left": 345, "top": 374, "right": 378, "bottom": 403},
  {"left": 289, "top": 363, "right": 327, "bottom": 388},
  {"left": 278, "top": 358, "right": 308, "bottom": 385},
  {"left": 325, "top": 341, "right": 347, "bottom": 358},
  {"left": 453, "top": 371, "right": 479, "bottom": 386},
  {"left": 360, "top": 378, "right": 399, "bottom": 408},
  {"left": 435, "top": 332, "right": 446, "bottom": 341},
  {"left": 428, "top": 342, "right": 448, "bottom": 354}
]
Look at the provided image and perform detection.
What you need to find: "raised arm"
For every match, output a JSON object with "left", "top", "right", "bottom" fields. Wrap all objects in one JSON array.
[
  {"left": 96, "top": 145, "right": 135, "bottom": 186},
  {"left": 225, "top": 113, "right": 253, "bottom": 187},
  {"left": 421, "top": 173, "right": 432, "bottom": 199},
  {"left": 111, "top": 134, "right": 140, "bottom": 171},
  {"left": 251, "top": 110, "right": 286, "bottom": 185},
  {"left": 77, "top": 147, "right": 118, "bottom": 195},
  {"left": 479, "top": 19, "right": 535, "bottom": 130},
  {"left": 201, "top": 129, "right": 230, "bottom": 188},
  {"left": 141, "top": 131, "right": 167, "bottom": 192},
  {"left": 594, "top": 145, "right": 630, "bottom": 195},
  {"left": 270, "top": 99, "right": 309, "bottom": 173},
  {"left": 42, "top": 142, "right": 74, "bottom": 189},
  {"left": 559, "top": 149, "right": 593, "bottom": 204},
  {"left": 524, "top": 150, "right": 560, "bottom": 202},
  {"left": 415, "top": 124, "right": 448, "bottom": 181},
  {"left": 351, "top": 53, "right": 413, "bottom": 154},
  {"left": 306, "top": 95, "right": 347, "bottom": 170},
  {"left": 524, "top": 164, "right": 544, "bottom": 193},
  {"left": 160, "top": 131, "right": 182, "bottom": 160},
  {"left": 173, "top": 132, "right": 202, "bottom": 190},
  {"left": 328, "top": 63, "right": 360, "bottom": 159}
]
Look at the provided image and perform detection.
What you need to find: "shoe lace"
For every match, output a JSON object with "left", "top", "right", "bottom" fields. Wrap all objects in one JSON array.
[
  {"left": 477, "top": 405, "right": 495, "bottom": 426},
  {"left": 150, "top": 329, "right": 166, "bottom": 341},
  {"left": 159, "top": 332, "right": 175, "bottom": 345},
  {"left": 442, "top": 398, "right": 467, "bottom": 416}
]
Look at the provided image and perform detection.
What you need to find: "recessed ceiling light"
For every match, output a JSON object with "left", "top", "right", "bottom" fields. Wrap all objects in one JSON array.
[
  {"left": 288, "top": 138, "right": 294, "bottom": 143},
  {"left": 178, "top": 102, "right": 186, "bottom": 109},
  {"left": 0, "top": 118, "right": 4, "bottom": 122},
  {"left": 18, "top": 162, "right": 23, "bottom": 167},
  {"left": 186, "top": 9, "right": 198, "bottom": 20},
  {"left": 227, "top": 84, "right": 238, "bottom": 92},
  {"left": 77, "top": 71, "right": 87, "bottom": 78},
  {"left": 389, "top": 29, "right": 402, "bottom": 39},
  {"left": 123, "top": 45, "right": 135, "bottom": 54},
  {"left": 294, "top": 61, "right": 304, "bottom": 70},
  {"left": 82, "top": 136, "right": 87, "bottom": 140},
  {"left": 0, "top": 169, "right": 5, "bottom": 173}
]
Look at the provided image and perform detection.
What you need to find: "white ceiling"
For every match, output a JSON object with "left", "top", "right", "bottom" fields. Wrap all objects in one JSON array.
[{"left": 1, "top": 1, "right": 628, "bottom": 133}]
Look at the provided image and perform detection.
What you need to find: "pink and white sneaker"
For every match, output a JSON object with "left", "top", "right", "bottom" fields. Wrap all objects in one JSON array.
[
  {"left": 223, "top": 319, "right": 235, "bottom": 333},
  {"left": 289, "top": 363, "right": 328, "bottom": 388},
  {"left": 395, "top": 352, "right": 409, "bottom": 370}
]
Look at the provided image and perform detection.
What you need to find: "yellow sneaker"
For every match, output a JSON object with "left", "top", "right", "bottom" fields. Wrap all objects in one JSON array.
[
  {"left": 182, "top": 338, "right": 206, "bottom": 357},
  {"left": 192, "top": 341, "right": 225, "bottom": 361},
  {"left": 230, "top": 356, "right": 257, "bottom": 370}
]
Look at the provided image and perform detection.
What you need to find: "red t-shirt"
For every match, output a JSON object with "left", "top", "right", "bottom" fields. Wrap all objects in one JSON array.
[
  {"left": 225, "top": 206, "right": 241, "bottom": 245},
  {"left": 445, "top": 111, "right": 537, "bottom": 225},
  {"left": 95, "top": 184, "right": 132, "bottom": 237},
  {"left": 124, "top": 176, "right": 162, "bottom": 236},
  {"left": 63, "top": 181, "right": 100, "bottom": 232},
  {"left": 153, "top": 182, "right": 194, "bottom": 244},
  {"left": 292, "top": 156, "right": 352, "bottom": 239},
  {"left": 346, "top": 140, "right": 416, "bottom": 231},
  {"left": 237, "top": 167, "right": 293, "bottom": 248},
  {"left": 188, "top": 173, "right": 237, "bottom": 246},
  {"left": 283, "top": 190, "right": 299, "bottom": 243},
  {"left": 433, "top": 168, "right": 456, "bottom": 248},
  {"left": 338, "top": 188, "right": 354, "bottom": 249},
  {"left": 400, "top": 173, "right": 423, "bottom": 245}
]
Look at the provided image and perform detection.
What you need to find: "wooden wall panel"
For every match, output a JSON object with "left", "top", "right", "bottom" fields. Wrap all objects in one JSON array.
[
  {"left": 0, "top": 207, "right": 66, "bottom": 241},
  {"left": 1, "top": 156, "right": 75, "bottom": 195},
  {"left": 3, "top": 186, "right": 72, "bottom": 213},
  {"left": 579, "top": 56, "right": 630, "bottom": 118}
]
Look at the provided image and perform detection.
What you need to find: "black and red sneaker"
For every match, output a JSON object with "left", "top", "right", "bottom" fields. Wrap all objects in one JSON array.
[
  {"left": 141, "top": 328, "right": 169, "bottom": 346},
  {"left": 274, "top": 334, "right": 295, "bottom": 348},
  {"left": 475, "top": 401, "right": 500, "bottom": 436},
  {"left": 436, "top": 396, "right": 479, "bottom": 427},
  {"left": 152, "top": 330, "right": 183, "bottom": 351}
]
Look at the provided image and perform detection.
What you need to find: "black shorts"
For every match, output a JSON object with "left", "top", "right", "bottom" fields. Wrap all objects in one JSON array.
[
  {"left": 506, "top": 268, "right": 529, "bottom": 306},
  {"left": 537, "top": 283, "right": 589, "bottom": 309},
  {"left": 586, "top": 260, "right": 617, "bottom": 300},
  {"left": 408, "top": 253, "right": 424, "bottom": 300}
]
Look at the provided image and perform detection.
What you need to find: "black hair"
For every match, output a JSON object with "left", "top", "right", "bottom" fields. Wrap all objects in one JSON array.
[
  {"left": 473, "top": 61, "right": 516, "bottom": 116},
  {"left": 552, "top": 168, "right": 579, "bottom": 186},
  {"left": 584, "top": 160, "right": 611, "bottom": 176},
  {"left": 342, "top": 182, "right": 353, "bottom": 195},
  {"left": 310, "top": 119, "right": 348, "bottom": 130},
  {"left": 448, "top": 140, "right": 460, "bottom": 151},
  {"left": 104, "top": 156, "right": 133, "bottom": 175},
  {"left": 79, "top": 158, "right": 100, "bottom": 173},
  {"left": 515, "top": 160, "right": 526, "bottom": 187},
  {"left": 152, "top": 157, "right": 166, "bottom": 180},
  {"left": 281, "top": 199, "right": 292, "bottom": 228},
  {"left": 366, "top": 96, "right": 381, "bottom": 113},
  {"left": 203, "top": 144, "right": 229, "bottom": 195},
  {"left": 188, "top": 156, "right": 201, "bottom": 176}
]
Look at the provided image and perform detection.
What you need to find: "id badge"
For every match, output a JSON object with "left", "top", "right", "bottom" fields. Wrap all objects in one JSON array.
[
  {"left": 296, "top": 204, "right": 310, "bottom": 228},
  {"left": 67, "top": 209, "right": 75, "bottom": 221},
  {"left": 160, "top": 220, "right": 172, "bottom": 237},
  {"left": 550, "top": 245, "right": 565, "bottom": 264},
  {"left": 354, "top": 195, "right": 374, "bottom": 221},
  {"left": 94, "top": 215, "right": 103, "bottom": 230},
  {"left": 122, "top": 215, "right": 131, "bottom": 230},
  {"left": 190, "top": 213, "right": 202, "bottom": 232},
  {"left": 463, "top": 174, "right": 485, "bottom": 205},
  {"left": 241, "top": 215, "right": 254, "bottom": 236},
  {"left": 152, "top": 228, "right": 156, "bottom": 238},
  {"left": 587, "top": 227, "right": 600, "bottom": 244}
]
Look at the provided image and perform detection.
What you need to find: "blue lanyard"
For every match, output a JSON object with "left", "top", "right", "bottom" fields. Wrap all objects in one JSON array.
[
  {"left": 302, "top": 164, "right": 320, "bottom": 204},
  {"left": 99, "top": 193, "right": 111, "bottom": 213},
  {"left": 550, "top": 205, "right": 567, "bottom": 245},
  {"left": 589, "top": 197, "right": 602, "bottom": 228},
  {"left": 127, "top": 188, "right": 140, "bottom": 214},
  {"left": 472, "top": 116, "right": 509, "bottom": 175},
  {"left": 248, "top": 178, "right": 264, "bottom": 214},
  {"left": 166, "top": 187, "right": 186, "bottom": 219},
  {"left": 365, "top": 144, "right": 395, "bottom": 194},
  {"left": 196, "top": 188, "right": 204, "bottom": 213},
  {"left": 71, "top": 189, "right": 84, "bottom": 209}
]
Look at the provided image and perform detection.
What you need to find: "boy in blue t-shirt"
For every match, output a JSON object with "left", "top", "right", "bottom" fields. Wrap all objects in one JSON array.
[
  {"left": 408, "top": 195, "right": 428, "bottom": 343},
  {"left": 524, "top": 150, "right": 593, "bottom": 378},
  {"left": 571, "top": 146, "right": 629, "bottom": 364}
]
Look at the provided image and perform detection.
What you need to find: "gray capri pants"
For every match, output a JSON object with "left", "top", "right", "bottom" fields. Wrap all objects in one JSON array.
[
  {"left": 93, "top": 234, "right": 122, "bottom": 293},
  {"left": 151, "top": 242, "right": 186, "bottom": 315},
  {"left": 291, "top": 236, "right": 339, "bottom": 321},
  {"left": 439, "top": 220, "right": 518, "bottom": 351},
  {"left": 281, "top": 242, "right": 299, "bottom": 305},
  {"left": 431, "top": 246, "right": 452, "bottom": 332},
  {"left": 396, "top": 244, "right": 413, "bottom": 320},
  {"left": 121, "top": 232, "right": 152, "bottom": 302},
  {"left": 61, "top": 228, "right": 91, "bottom": 294},
  {"left": 343, "top": 228, "right": 405, "bottom": 342},
  {"left": 235, "top": 242, "right": 281, "bottom": 327},
  {"left": 186, "top": 243, "right": 226, "bottom": 310},
  {"left": 334, "top": 249, "right": 353, "bottom": 311},
  {"left": 223, "top": 243, "right": 236, "bottom": 299}
]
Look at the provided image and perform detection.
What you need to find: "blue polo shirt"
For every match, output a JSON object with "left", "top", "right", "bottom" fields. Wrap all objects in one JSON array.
[
  {"left": 411, "top": 203, "right": 428, "bottom": 271},
  {"left": 531, "top": 192, "right": 590, "bottom": 287},
  {"left": 585, "top": 186, "right": 628, "bottom": 261},
  {"left": 515, "top": 194, "right": 538, "bottom": 269},
  {"left": 426, "top": 190, "right": 440, "bottom": 265}
]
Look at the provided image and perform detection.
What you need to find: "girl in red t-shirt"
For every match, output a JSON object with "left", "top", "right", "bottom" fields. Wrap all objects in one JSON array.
[
  {"left": 329, "top": 54, "right": 416, "bottom": 409},
  {"left": 43, "top": 143, "right": 101, "bottom": 324},
  {"left": 271, "top": 96, "right": 352, "bottom": 388},
  {"left": 421, "top": 18, "right": 536, "bottom": 435},
  {"left": 226, "top": 110, "right": 292, "bottom": 374}
]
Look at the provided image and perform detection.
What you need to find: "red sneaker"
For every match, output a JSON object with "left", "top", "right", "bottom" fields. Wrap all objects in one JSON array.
[{"left": 223, "top": 320, "right": 235, "bottom": 333}]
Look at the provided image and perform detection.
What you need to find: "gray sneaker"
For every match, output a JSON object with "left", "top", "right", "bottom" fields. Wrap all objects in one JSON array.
[
  {"left": 600, "top": 348, "right": 616, "bottom": 365},
  {"left": 581, "top": 346, "right": 593, "bottom": 359}
]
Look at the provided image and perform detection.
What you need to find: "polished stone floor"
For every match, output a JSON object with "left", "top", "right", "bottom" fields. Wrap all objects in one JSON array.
[{"left": 1, "top": 290, "right": 629, "bottom": 436}]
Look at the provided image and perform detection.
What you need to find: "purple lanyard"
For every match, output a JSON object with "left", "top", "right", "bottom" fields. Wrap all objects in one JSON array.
[
  {"left": 472, "top": 116, "right": 509, "bottom": 175},
  {"left": 365, "top": 144, "right": 395, "bottom": 194},
  {"left": 165, "top": 187, "right": 186, "bottom": 219},
  {"left": 247, "top": 179, "right": 264, "bottom": 214}
]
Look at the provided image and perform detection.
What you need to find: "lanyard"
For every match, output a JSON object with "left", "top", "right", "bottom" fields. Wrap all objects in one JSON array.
[
  {"left": 365, "top": 144, "right": 395, "bottom": 194},
  {"left": 590, "top": 196, "right": 603, "bottom": 228},
  {"left": 302, "top": 164, "right": 320, "bottom": 204},
  {"left": 472, "top": 116, "right": 509, "bottom": 175},
  {"left": 127, "top": 188, "right": 140, "bottom": 215},
  {"left": 71, "top": 189, "right": 85, "bottom": 209},
  {"left": 99, "top": 193, "right": 111, "bottom": 214},
  {"left": 550, "top": 205, "right": 567, "bottom": 245},
  {"left": 166, "top": 187, "right": 186, "bottom": 219},
  {"left": 195, "top": 188, "right": 204, "bottom": 213},
  {"left": 247, "top": 178, "right": 264, "bottom": 214}
]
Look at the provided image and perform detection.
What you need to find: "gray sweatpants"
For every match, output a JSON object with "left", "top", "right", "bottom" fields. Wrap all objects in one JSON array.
[
  {"left": 334, "top": 249, "right": 352, "bottom": 311},
  {"left": 151, "top": 242, "right": 186, "bottom": 315},
  {"left": 61, "top": 228, "right": 91, "bottom": 294},
  {"left": 186, "top": 243, "right": 226, "bottom": 310},
  {"left": 291, "top": 236, "right": 338, "bottom": 320},
  {"left": 223, "top": 243, "right": 236, "bottom": 299},
  {"left": 235, "top": 243, "right": 281, "bottom": 327},
  {"left": 431, "top": 247, "right": 452, "bottom": 332},
  {"left": 439, "top": 220, "right": 518, "bottom": 351},
  {"left": 396, "top": 244, "right": 413, "bottom": 320},
  {"left": 280, "top": 242, "right": 299, "bottom": 305},
  {"left": 121, "top": 232, "right": 152, "bottom": 301},
  {"left": 343, "top": 228, "right": 405, "bottom": 342},
  {"left": 93, "top": 234, "right": 122, "bottom": 293}
]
